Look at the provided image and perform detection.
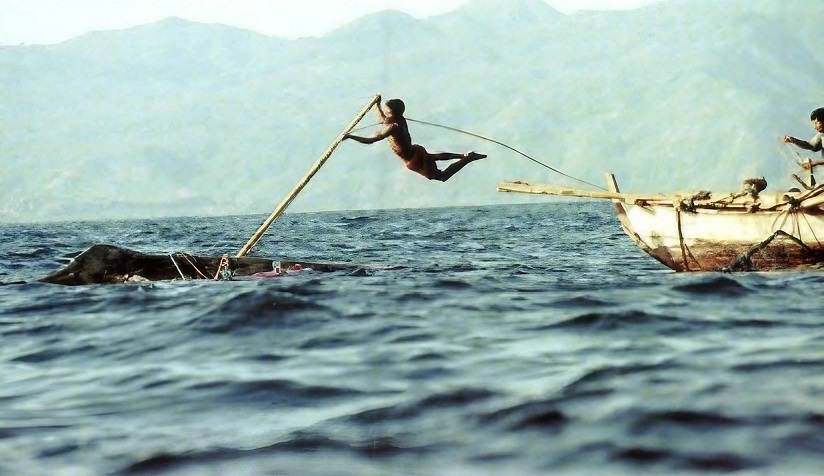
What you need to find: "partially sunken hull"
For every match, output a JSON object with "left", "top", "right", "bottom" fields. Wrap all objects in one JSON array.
[
  {"left": 39, "top": 244, "right": 361, "bottom": 285},
  {"left": 498, "top": 175, "right": 824, "bottom": 272}
]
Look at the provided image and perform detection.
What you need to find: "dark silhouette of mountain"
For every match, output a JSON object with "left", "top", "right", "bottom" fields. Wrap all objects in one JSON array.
[{"left": 1, "top": 0, "right": 821, "bottom": 222}]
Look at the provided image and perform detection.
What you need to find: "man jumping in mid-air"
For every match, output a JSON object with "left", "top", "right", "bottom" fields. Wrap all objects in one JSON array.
[{"left": 345, "top": 97, "right": 486, "bottom": 182}]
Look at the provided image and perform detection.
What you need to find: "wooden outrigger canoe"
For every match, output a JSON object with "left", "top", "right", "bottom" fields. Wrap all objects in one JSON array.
[{"left": 498, "top": 174, "right": 824, "bottom": 272}]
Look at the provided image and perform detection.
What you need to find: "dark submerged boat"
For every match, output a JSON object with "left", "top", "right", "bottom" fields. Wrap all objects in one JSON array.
[{"left": 39, "top": 244, "right": 363, "bottom": 285}]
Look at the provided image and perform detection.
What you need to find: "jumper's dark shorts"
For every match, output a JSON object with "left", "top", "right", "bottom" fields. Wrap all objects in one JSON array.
[{"left": 404, "top": 144, "right": 437, "bottom": 179}]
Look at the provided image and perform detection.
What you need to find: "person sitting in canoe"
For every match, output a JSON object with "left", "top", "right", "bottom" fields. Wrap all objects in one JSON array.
[
  {"left": 783, "top": 107, "right": 824, "bottom": 170},
  {"left": 344, "top": 97, "right": 486, "bottom": 182}
]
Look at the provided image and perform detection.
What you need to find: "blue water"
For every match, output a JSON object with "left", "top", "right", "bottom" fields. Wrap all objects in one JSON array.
[{"left": 1, "top": 202, "right": 823, "bottom": 476}]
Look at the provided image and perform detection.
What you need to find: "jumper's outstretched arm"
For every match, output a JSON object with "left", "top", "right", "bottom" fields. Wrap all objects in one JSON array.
[
  {"left": 784, "top": 135, "right": 821, "bottom": 152},
  {"left": 345, "top": 123, "right": 396, "bottom": 144},
  {"left": 374, "top": 96, "right": 386, "bottom": 121}
]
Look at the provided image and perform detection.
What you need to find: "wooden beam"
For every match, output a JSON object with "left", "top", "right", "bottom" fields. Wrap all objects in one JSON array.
[
  {"left": 236, "top": 94, "right": 381, "bottom": 258},
  {"left": 605, "top": 173, "right": 621, "bottom": 194},
  {"left": 800, "top": 194, "right": 824, "bottom": 209},
  {"left": 497, "top": 181, "right": 672, "bottom": 203},
  {"left": 500, "top": 179, "right": 824, "bottom": 212}
]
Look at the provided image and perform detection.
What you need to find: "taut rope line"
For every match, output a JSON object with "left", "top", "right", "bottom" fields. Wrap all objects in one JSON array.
[{"left": 406, "top": 117, "right": 607, "bottom": 191}]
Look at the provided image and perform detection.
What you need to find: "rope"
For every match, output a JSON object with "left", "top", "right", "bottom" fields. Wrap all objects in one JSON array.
[
  {"left": 799, "top": 211, "right": 823, "bottom": 246},
  {"left": 675, "top": 208, "right": 691, "bottom": 271},
  {"left": 722, "top": 230, "right": 823, "bottom": 272},
  {"left": 214, "top": 254, "right": 233, "bottom": 281},
  {"left": 180, "top": 253, "right": 210, "bottom": 280},
  {"left": 169, "top": 253, "right": 186, "bottom": 281},
  {"left": 407, "top": 117, "right": 607, "bottom": 191},
  {"left": 793, "top": 211, "right": 801, "bottom": 239},
  {"left": 776, "top": 138, "right": 804, "bottom": 166},
  {"left": 778, "top": 139, "right": 820, "bottom": 188},
  {"left": 350, "top": 122, "right": 381, "bottom": 133}
]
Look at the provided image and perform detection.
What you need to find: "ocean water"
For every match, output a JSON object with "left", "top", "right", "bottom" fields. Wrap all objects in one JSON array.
[{"left": 1, "top": 202, "right": 823, "bottom": 476}]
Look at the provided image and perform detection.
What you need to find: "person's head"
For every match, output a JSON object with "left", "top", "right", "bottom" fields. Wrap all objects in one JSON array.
[
  {"left": 811, "top": 107, "right": 824, "bottom": 133},
  {"left": 385, "top": 98, "right": 405, "bottom": 117}
]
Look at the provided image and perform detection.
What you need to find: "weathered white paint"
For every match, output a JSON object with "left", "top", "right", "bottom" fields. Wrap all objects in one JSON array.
[{"left": 623, "top": 204, "right": 824, "bottom": 248}]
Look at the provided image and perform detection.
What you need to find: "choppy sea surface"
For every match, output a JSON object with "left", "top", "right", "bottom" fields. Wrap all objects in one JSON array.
[{"left": 1, "top": 202, "right": 823, "bottom": 476}]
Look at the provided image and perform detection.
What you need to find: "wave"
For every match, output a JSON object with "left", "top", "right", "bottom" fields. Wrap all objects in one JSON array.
[
  {"left": 672, "top": 275, "right": 755, "bottom": 297},
  {"left": 540, "top": 310, "right": 694, "bottom": 334},
  {"left": 185, "top": 377, "right": 364, "bottom": 405},
  {"left": 0, "top": 320, "right": 66, "bottom": 337},
  {"left": 341, "top": 215, "right": 374, "bottom": 223},
  {"left": 477, "top": 399, "right": 567, "bottom": 431},
  {"left": 0, "top": 280, "right": 28, "bottom": 286},
  {"left": 114, "top": 430, "right": 434, "bottom": 475},
  {"left": 548, "top": 295, "right": 617, "bottom": 307},
  {"left": 432, "top": 278, "right": 473, "bottom": 289},
  {"left": 298, "top": 333, "right": 361, "bottom": 350},
  {"left": 560, "top": 362, "right": 681, "bottom": 397},
  {"left": 631, "top": 409, "right": 741, "bottom": 430},
  {"left": 189, "top": 288, "right": 333, "bottom": 333},
  {"left": 731, "top": 358, "right": 824, "bottom": 372},
  {"left": 6, "top": 247, "right": 55, "bottom": 259},
  {"left": 611, "top": 444, "right": 760, "bottom": 472},
  {"left": 0, "top": 422, "right": 73, "bottom": 439},
  {"left": 10, "top": 344, "right": 97, "bottom": 363},
  {"left": 345, "top": 388, "right": 498, "bottom": 425}
]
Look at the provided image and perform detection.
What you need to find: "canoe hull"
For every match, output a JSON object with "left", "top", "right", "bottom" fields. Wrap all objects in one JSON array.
[{"left": 618, "top": 202, "right": 824, "bottom": 271}]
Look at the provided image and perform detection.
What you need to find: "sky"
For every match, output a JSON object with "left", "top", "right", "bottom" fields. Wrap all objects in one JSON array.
[{"left": 0, "top": 0, "right": 667, "bottom": 46}]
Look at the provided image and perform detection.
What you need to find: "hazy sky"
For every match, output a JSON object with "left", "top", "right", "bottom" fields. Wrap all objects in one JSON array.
[{"left": 0, "top": 0, "right": 667, "bottom": 45}]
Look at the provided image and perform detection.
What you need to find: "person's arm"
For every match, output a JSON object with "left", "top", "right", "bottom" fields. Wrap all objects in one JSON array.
[
  {"left": 345, "top": 123, "right": 396, "bottom": 144},
  {"left": 374, "top": 95, "right": 386, "bottom": 121},
  {"left": 801, "top": 159, "right": 824, "bottom": 170},
  {"left": 784, "top": 135, "right": 811, "bottom": 149},
  {"left": 783, "top": 135, "right": 816, "bottom": 151},
  {"left": 810, "top": 133, "right": 823, "bottom": 152}
]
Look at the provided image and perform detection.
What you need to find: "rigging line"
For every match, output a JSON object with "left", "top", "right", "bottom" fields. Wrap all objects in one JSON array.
[
  {"left": 799, "top": 210, "right": 821, "bottom": 246},
  {"left": 350, "top": 122, "right": 382, "bottom": 133},
  {"left": 776, "top": 137, "right": 815, "bottom": 169},
  {"left": 406, "top": 117, "right": 607, "bottom": 191},
  {"left": 778, "top": 206, "right": 792, "bottom": 231},
  {"left": 169, "top": 253, "right": 186, "bottom": 281},
  {"left": 180, "top": 253, "right": 210, "bottom": 280}
]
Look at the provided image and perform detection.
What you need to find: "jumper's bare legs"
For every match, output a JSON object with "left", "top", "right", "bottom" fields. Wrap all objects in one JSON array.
[
  {"left": 428, "top": 151, "right": 487, "bottom": 161},
  {"left": 430, "top": 151, "right": 487, "bottom": 182}
]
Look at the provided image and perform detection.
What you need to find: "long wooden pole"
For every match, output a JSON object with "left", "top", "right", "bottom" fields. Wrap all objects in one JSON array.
[
  {"left": 237, "top": 94, "right": 381, "bottom": 257},
  {"left": 497, "top": 181, "right": 672, "bottom": 202}
]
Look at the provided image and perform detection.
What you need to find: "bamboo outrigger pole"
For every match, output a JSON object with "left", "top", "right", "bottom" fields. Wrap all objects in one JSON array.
[
  {"left": 236, "top": 94, "right": 381, "bottom": 258},
  {"left": 497, "top": 181, "right": 672, "bottom": 203}
]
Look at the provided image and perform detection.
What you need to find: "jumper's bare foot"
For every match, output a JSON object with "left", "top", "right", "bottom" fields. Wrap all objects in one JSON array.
[{"left": 465, "top": 151, "right": 487, "bottom": 161}]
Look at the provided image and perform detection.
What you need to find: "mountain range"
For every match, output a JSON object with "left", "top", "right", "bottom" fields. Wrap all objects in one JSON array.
[{"left": 1, "top": 0, "right": 822, "bottom": 222}]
